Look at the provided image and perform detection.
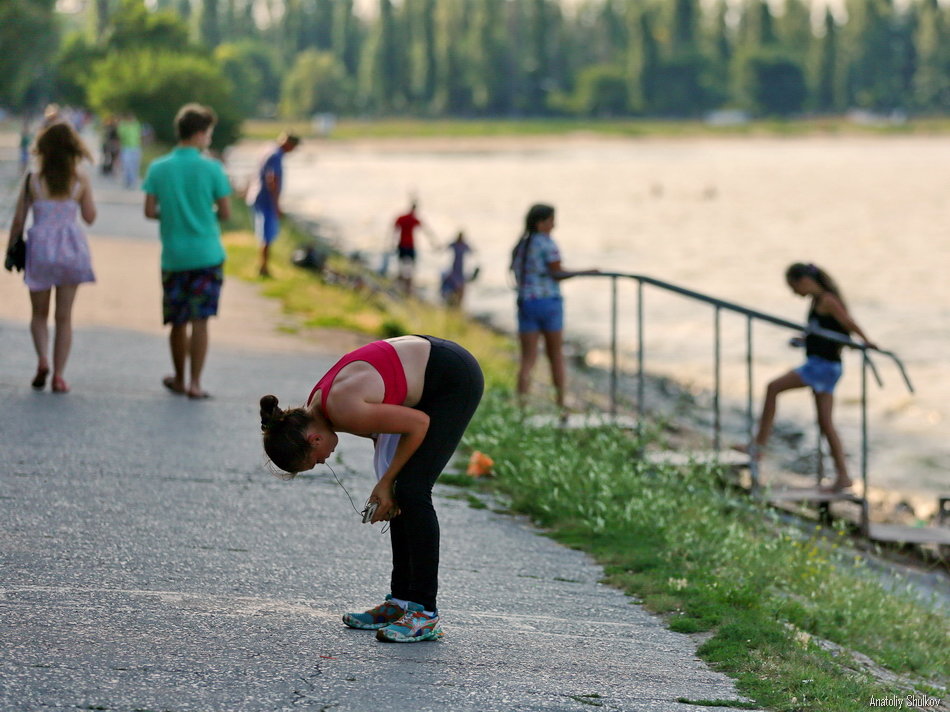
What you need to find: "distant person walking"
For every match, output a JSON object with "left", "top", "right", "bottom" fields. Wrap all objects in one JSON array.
[
  {"left": 18, "top": 118, "right": 32, "bottom": 172},
  {"left": 4, "top": 122, "right": 97, "bottom": 393},
  {"left": 393, "top": 201, "right": 437, "bottom": 296},
  {"left": 511, "top": 203, "right": 598, "bottom": 411},
  {"left": 741, "top": 263, "right": 876, "bottom": 492},
  {"left": 248, "top": 132, "right": 300, "bottom": 277},
  {"left": 118, "top": 113, "right": 143, "bottom": 189},
  {"left": 41, "top": 103, "right": 63, "bottom": 129},
  {"left": 259, "top": 334, "right": 483, "bottom": 643},
  {"left": 440, "top": 231, "right": 473, "bottom": 307},
  {"left": 143, "top": 103, "right": 232, "bottom": 400},
  {"left": 100, "top": 118, "right": 120, "bottom": 176}
]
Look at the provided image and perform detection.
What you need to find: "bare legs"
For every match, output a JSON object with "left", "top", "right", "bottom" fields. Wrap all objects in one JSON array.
[
  {"left": 517, "top": 329, "right": 566, "bottom": 410},
  {"left": 168, "top": 318, "right": 210, "bottom": 398},
  {"left": 747, "top": 369, "right": 851, "bottom": 489},
  {"left": 29, "top": 285, "right": 79, "bottom": 392},
  {"left": 750, "top": 370, "right": 806, "bottom": 452},
  {"left": 258, "top": 243, "right": 271, "bottom": 277},
  {"left": 814, "top": 391, "right": 852, "bottom": 490}
]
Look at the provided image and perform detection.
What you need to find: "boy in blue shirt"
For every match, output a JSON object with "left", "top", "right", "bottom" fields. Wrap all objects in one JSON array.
[
  {"left": 249, "top": 133, "right": 300, "bottom": 277},
  {"left": 143, "top": 103, "right": 232, "bottom": 399}
]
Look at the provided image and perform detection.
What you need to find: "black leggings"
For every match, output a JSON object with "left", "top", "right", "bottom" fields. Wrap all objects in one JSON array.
[{"left": 389, "top": 336, "right": 484, "bottom": 612}]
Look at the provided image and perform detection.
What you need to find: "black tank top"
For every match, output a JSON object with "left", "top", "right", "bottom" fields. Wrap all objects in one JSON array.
[{"left": 805, "top": 299, "right": 848, "bottom": 362}]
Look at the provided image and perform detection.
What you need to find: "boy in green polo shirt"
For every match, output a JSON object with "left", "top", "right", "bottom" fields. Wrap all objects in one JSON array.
[{"left": 143, "top": 103, "right": 232, "bottom": 400}]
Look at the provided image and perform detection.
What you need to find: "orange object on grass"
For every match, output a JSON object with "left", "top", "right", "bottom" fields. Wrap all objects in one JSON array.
[{"left": 466, "top": 450, "right": 494, "bottom": 477}]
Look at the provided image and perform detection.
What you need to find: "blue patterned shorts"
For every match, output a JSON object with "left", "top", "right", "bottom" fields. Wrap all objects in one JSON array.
[
  {"left": 162, "top": 263, "right": 224, "bottom": 325},
  {"left": 795, "top": 356, "right": 843, "bottom": 394}
]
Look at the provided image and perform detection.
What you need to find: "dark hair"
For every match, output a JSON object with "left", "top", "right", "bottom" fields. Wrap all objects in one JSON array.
[
  {"left": 175, "top": 103, "right": 217, "bottom": 140},
  {"left": 260, "top": 395, "right": 313, "bottom": 475},
  {"left": 35, "top": 122, "right": 92, "bottom": 198},
  {"left": 280, "top": 132, "right": 301, "bottom": 148},
  {"left": 785, "top": 262, "right": 846, "bottom": 306},
  {"left": 510, "top": 203, "right": 555, "bottom": 273}
]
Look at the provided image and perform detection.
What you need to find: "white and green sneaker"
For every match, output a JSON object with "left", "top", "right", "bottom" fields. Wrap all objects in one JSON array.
[
  {"left": 376, "top": 602, "right": 443, "bottom": 643},
  {"left": 342, "top": 595, "right": 406, "bottom": 630}
]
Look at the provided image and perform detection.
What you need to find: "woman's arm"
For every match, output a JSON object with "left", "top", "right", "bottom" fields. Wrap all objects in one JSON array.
[
  {"left": 78, "top": 173, "right": 97, "bottom": 225},
  {"left": 330, "top": 400, "right": 430, "bottom": 522},
  {"left": 5, "top": 180, "right": 30, "bottom": 252},
  {"left": 820, "top": 293, "right": 877, "bottom": 349}
]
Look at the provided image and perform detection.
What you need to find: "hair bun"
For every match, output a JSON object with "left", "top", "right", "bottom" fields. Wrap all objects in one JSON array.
[{"left": 260, "top": 395, "right": 281, "bottom": 431}]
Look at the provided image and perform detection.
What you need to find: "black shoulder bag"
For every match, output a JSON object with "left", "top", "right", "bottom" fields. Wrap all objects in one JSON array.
[{"left": 4, "top": 172, "right": 31, "bottom": 273}]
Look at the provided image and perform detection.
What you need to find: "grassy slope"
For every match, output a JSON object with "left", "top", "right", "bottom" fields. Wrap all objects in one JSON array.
[
  {"left": 221, "top": 205, "right": 515, "bottom": 388},
  {"left": 458, "top": 393, "right": 949, "bottom": 711},
  {"left": 223, "top": 189, "right": 948, "bottom": 712}
]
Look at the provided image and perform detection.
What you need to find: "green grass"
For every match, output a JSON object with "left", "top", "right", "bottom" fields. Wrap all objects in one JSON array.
[
  {"left": 221, "top": 203, "right": 516, "bottom": 388},
  {"left": 240, "top": 115, "right": 950, "bottom": 142},
  {"left": 457, "top": 391, "right": 949, "bottom": 712}
]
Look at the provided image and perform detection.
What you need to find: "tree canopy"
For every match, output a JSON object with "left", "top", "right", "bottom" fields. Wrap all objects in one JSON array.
[{"left": 6, "top": 0, "right": 950, "bottom": 132}]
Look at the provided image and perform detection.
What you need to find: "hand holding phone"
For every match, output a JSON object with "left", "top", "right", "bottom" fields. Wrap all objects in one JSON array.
[{"left": 361, "top": 501, "right": 378, "bottom": 524}]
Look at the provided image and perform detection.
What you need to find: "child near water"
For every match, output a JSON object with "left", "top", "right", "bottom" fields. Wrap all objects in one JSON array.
[{"left": 742, "top": 263, "right": 876, "bottom": 492}]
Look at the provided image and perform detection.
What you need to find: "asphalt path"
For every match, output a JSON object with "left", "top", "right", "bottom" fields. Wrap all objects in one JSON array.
[{"left": 0, "top": 153, "right": 758, "bottom": 711}]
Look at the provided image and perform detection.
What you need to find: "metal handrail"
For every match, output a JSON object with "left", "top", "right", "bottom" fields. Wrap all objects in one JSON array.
[{"left": 573, "top": 271, "right": 914, "bottom": 534}]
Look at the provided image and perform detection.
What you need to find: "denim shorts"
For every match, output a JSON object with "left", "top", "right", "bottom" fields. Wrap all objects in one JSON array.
[
  {"left": 517, "top": 297, "right": 563, "bottom": 333},
  {"left": 795, "top": 356, "right": 843, "bottom": 394}
]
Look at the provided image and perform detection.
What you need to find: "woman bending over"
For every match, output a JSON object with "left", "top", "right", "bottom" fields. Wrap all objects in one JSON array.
[{"left": 260, "top": 335, "right": 483, "bottom": 642}]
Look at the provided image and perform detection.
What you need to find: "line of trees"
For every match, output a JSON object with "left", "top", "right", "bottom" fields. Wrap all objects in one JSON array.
[{"left": 3, "top": 0, "right": 949, "bottom": 144}]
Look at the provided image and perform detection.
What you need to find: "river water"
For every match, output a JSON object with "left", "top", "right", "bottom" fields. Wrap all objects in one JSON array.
[{"left": 230, "top": 134, "right": 949, "bottom": 500}]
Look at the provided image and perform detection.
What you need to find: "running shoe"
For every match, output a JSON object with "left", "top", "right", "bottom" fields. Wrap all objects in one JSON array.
[
  {"left": 375, "top": 603, "right": 443, "bottom": 643},
  {"left": 342, "top": 595, "right": 405, "bottom": 630}
]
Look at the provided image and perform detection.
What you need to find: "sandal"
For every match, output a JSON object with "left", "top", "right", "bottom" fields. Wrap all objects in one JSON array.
[
  {"left": 31, "top": 367, "right": 49, "bottom": 390},
  {"left": 163, "top": 376, "right": 186, "bottom": 395}
]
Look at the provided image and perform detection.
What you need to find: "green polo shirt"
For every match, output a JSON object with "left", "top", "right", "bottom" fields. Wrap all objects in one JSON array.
[{"left": 143, "top": 147, "right": 232, "bottom": 271}]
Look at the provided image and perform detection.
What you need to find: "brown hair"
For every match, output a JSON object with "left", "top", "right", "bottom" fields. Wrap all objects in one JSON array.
[
  {"left": 34, "top": 123, "right": 92, "bottom": 198},
  {"left": 785, "top": 262, "right": 846, "bottom": 307},
  {"left": 510, "top": 202, "right": 556, "bottom": 277},
  {"left": 175, "top": 103, "right": 217, "bottom": 141},
  {"left": 260, "top": 395, "right": 314, "bottom": 475}
]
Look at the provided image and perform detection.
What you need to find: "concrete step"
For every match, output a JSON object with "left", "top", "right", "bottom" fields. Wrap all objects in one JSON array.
[
  {"left": 765, "top": 487, "right": 864, "bottom": 505},
  {"left": 867, "top": 523, "right": 950, "bottom": 546},
  {"left": 644, "top": 448, "right": 751, "bottom": 469},
  {"left": 524, "top": 412, "right": 639, "bottom": 430}
]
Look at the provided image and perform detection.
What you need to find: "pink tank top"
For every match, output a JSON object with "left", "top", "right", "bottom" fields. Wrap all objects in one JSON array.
[{"left": 307, "top": 341, "right": 408, "bottom": 421}]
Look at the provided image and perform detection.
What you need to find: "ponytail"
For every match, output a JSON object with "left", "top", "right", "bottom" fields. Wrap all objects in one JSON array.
[{"left": 511, "top": 203, "right": 555, "bottom": 282}]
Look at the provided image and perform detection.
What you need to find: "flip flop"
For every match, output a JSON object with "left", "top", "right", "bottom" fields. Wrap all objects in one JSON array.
[
  {"left": 163, "top": 376, "right": 186, "bottom": 395},
  {"left": 31, "top": 367, "right": 49, "bottom": 390},
  {"left": 51, "top": 377, "right": 70, "bottom": 394},
  {"left": 188, "top": 390, "right": 212, "bottom": 400}
]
